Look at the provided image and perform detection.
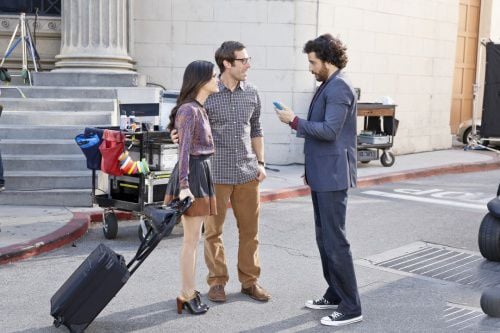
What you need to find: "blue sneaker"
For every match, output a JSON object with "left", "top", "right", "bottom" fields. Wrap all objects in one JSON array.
[{"left": 320, "top": 311, "right": 363, "bottom": 326}]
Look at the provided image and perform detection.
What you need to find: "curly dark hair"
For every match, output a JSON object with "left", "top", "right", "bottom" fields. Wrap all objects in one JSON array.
[{"left": 303, "top": 34, "right": 348, "bottom": 69}]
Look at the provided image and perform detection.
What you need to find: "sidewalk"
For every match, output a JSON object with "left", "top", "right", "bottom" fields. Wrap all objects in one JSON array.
[{"left": 1, "top": 148, "right": 499, "bottom": 264}]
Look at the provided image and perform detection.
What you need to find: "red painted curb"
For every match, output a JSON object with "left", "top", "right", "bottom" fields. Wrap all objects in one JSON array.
[
  {"left": 357, "top": 159, "right": 500, "bottom": 188},
  {"left": 0, "top": 212, "right": 90, "bottom": 265},
  {"left": 2, "top": 157, "right": 499, "bottom": 265},
  {"left": 260, "top": 185, "right": 311, "bottom": 202},
  {"left": 255, "top": 158, "right": 500, "bottom": 202}
]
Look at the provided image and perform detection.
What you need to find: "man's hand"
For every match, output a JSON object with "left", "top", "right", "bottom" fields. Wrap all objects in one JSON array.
[
  {"left": 170, "top": 129, "right": 179, "bottom": 144},
  {"left": 179, "top": 188, "right": 194, "bottom": 201},
  {"left": 276, "top": 107, "right": 296, "bottom": 124},
  {"left": 256, "top": 164, "right": 267, "bottom": 182}
]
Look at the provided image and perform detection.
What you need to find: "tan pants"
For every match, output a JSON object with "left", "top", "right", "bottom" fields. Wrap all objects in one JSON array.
[{"left": 204, "top": 180, "right": 261, "bottom": 288}]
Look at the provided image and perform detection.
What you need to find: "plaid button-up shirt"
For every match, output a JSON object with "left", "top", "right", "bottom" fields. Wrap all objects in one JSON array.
[{"left": 205, "top": 80, "right": 263, "bottom": 184}]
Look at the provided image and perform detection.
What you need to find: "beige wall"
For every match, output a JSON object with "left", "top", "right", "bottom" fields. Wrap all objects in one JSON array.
[
  {"left": 316, "top": 0, "right": 459, "bottom": 154},
  {"left": 489, "top": 0, "right": 500, "bottom": 40},
  {"left": 473, "top": 0, "right": 500, "bottom": 127},
  {"left": 132, "top": 0, "right": 460, "bottom": 164}
]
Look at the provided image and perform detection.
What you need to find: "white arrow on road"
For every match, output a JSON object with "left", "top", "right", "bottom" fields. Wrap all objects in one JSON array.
[{"left": 362, "top": 190, "right": 487, "bottom": 211}]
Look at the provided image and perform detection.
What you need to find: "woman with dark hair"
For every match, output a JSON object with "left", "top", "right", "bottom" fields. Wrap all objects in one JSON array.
[{"left": 164, "top": 60, "right": 219, "bottom": 315}]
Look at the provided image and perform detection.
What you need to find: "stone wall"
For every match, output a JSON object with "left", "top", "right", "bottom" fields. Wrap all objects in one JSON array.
[
  {"left": 316, "top": 1, "right": 459, "bottom": 154},
  {"left": 132, "top": 0, "right": 460, "bottom": 164}
]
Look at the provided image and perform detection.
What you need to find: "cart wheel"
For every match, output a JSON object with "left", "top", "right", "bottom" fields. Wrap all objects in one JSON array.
[
  {"left": 138, "top": 218, "right": 152, "bottom": 242},
  {"left": 380, "top": 151, "right": 395, "bottom": 167},
  {"left": 481, "top": 287, "right": 500, "bottom": 317},
  {"left": 361, "top": 160, "right": 370, "bottom": 164},
  {"left": 478, "top": 213, "right": 500, "bottom": 261},
  {"left": 103, "top": 211, "right": 118, "bottom": 239}
]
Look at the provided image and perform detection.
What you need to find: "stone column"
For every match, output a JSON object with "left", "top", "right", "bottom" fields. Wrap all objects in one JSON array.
[{"left": 53, "top": 0, "right": 134, "bottom": 72}]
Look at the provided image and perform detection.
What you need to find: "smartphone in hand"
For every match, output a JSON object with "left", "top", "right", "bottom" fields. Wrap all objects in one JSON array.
[{"left": 273, "top": 101, "right": 285, "bottom": 111}]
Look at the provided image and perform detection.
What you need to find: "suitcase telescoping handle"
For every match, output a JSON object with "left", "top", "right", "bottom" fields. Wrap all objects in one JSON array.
[
  {"left": 126, "top": 197, "right": 193, "bottom": 275},
  {"left": 177, "top": 197, "right": 193, "bottom": 215}
]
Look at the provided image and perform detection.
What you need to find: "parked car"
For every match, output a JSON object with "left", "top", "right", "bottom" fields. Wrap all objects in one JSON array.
[
  {"left": 456, "top": 119, "right": 481, "bottom": 144},
  {"left": 457, "top": 119, "right": 499, "bottom": 147}
]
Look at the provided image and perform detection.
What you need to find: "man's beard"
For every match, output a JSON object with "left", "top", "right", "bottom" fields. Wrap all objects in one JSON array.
[{"left": 314, "top": 65, "right": 329, "bottom": 82}]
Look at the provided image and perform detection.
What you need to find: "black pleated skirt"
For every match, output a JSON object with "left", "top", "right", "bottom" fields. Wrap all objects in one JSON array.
[{"left": 164, "top": 154, "right": 217, "bottom": 216}]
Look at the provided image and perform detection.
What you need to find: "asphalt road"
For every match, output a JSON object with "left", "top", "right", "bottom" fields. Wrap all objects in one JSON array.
[{"left": 2, "top": 170, "right": 500, "bottom": 332}]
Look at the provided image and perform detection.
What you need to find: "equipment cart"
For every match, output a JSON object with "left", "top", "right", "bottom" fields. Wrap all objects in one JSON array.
[
  {"left": 357, "top": 103, "right": 397, "bottom": 167},
  {"left": 91, "top": 128, "right": 177, "bottom": 240}
]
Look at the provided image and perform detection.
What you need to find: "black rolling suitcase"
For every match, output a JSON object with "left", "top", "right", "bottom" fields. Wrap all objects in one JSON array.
[
  {"left": 50, "top": 244, "right": 129, "bottom": 333},
  {"left": 50, "top": 198, "right": 192, "bottom": 333}
]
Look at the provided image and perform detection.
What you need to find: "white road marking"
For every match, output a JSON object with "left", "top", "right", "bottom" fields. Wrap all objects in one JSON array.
[
  {"left": 393, "top": 188, "right": 491, "bottom": 203},
  {"left": 362, "top": 190, "right": 487, "bottom": 211}
]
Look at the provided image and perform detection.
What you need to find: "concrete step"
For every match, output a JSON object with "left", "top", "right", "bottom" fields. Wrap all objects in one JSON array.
[
  {"left": 0, "top": 139, "right": 81, "bottom": 154},
  {"left": 0, "top": 75, "right": 28, "bottom": 86},
  {"left": 3, "top": 154, "right": 88, "bottom": 172},
  {"left": 1, "top": 110, "right": 112, "bottom": 125},
  {"left": 0, "top": 125, "right": 88, "bottom": 140},
  {"left": 0, "top": 86, "right": 142, "bottom": 207},
  {"left": 0, "top": 98, "right": 116, "bottom": 111},
  {"left": 4, "top": 170, "right": 92, "bottom": 190},
  {"left": 0, "top": 189, "right": 93, "bottom": 207},
  {"left": 33, "top": 72, "right": 146, "bottom": 87},
  {"left": 0, "top": 86, "right": 117, "bottom": 99}
]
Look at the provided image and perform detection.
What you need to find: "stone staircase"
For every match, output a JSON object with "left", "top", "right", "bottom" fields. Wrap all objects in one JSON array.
[{"left": 0, "top": 87, "right": 117, "bottom": 206}]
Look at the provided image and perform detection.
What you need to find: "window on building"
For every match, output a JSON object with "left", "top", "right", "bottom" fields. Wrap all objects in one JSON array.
[{"left": 0, "top": 0, "right": 61, "bottom": 16}]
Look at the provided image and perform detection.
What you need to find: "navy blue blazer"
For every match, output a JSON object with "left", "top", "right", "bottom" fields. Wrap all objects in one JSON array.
[{"left": 296, "top": 70, "right": 357, "bottom": 192}]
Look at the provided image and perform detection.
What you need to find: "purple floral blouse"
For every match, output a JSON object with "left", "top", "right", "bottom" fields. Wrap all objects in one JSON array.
[{"left": 175, "top": 101, "right": 215, "bottom": 189}]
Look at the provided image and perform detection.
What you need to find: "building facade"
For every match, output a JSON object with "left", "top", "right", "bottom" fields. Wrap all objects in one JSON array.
[{"left": 1, "top": 0, "right": 500, "bottom": 164}]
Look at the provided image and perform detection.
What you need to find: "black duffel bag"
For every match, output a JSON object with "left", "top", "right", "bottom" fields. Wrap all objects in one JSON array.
[{"left": 143, "top": 198, "right": 192, "bottom": 238}]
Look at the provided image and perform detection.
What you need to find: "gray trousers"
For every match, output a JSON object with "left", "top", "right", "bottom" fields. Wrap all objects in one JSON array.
[{"left": 311, "top": 190, "right": 361, "bottom": 315}]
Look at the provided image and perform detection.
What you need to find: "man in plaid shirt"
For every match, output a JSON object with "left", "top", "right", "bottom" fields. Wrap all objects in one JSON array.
[
  {"left": 204, "top": 41, "right": 269, "bottom": 303},
  {"left": 171, "top": 41, "right": 270, "bottom": 302}
]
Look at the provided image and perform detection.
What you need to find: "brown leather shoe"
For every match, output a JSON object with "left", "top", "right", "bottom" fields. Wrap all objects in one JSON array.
[
  {"left": 208, "top": 284, "right": 226, "bottom": 302},
  {"left": 241, "top": 283, "right": 271, "bottom": 302}
]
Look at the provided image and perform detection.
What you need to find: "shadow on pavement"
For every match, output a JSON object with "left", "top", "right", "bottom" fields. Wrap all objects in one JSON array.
[
  {"left": 88, "top": 300, "right": 175, "bottom": 332},
  {"left": 239, "top": 312, "right": 325, "bottom": 333}
]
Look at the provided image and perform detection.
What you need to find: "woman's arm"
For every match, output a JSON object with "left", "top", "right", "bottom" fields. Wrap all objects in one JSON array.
[{"left": 176, "top": 105, "right": 196, "bottom": 189}]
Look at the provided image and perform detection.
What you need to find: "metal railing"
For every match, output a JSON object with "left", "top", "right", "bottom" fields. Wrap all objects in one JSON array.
[{"left": 0, "top": 0, "right": 61, "bottom": 16}]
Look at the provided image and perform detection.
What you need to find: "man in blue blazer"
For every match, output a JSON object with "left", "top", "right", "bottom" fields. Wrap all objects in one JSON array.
[{"left": 276, "top": 34, "right": 362, "bottom": 327}]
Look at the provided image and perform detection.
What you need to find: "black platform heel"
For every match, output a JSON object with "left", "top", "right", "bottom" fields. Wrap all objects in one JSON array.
[{"left": 176, "top": 291, "right": 209, "bottom": 315}]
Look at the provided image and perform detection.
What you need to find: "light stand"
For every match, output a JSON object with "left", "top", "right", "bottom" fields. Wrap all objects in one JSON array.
[{"left": 0, "top": 13, "right": 40, "bottom": 85}]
